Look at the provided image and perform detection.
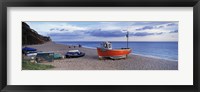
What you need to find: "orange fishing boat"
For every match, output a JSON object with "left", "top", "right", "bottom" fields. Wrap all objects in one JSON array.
[{"left": 97, "top": 42, "right": 132, "bottom": 59}]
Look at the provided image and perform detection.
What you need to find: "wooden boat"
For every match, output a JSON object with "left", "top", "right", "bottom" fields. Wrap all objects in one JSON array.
[
  {"left": 36, "top": 52, "right": 54, "bottom": 62},
  {"left": 97, "top": 42, "right": 131, "bottom": 59}
]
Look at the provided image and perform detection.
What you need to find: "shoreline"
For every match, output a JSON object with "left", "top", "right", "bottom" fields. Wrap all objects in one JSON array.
[
  {"left": 131, "top": 53, "right": 178, "bottom": 62},
  {"left": 25, "top": 42, "right": 178, "bottom": 70},
  {"left": 55, "top": 42, "right": 178, "bottom": 62}
]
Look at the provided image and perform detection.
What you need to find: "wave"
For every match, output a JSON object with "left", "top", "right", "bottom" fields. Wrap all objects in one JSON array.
[{"left": 131, "top": 53, "right": 178, "bottom": 62}]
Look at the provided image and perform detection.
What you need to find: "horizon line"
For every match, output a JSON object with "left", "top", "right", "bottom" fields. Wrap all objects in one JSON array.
[{"left": 53, "top": 41, "right": 178, "bottom": 42}]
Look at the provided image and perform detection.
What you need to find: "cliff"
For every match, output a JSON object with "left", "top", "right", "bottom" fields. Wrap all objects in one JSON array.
[{"left": 22, "top": 22, "right": 51, "bottom": 45}]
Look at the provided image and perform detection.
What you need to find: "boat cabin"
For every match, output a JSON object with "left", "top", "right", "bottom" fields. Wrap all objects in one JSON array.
[{"left": 100, "top": 42, "right": 112, "bottom": 50}]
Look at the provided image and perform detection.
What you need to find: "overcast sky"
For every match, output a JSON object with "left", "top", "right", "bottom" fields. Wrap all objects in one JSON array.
[{"left": 25, "top": 21, "right": 178, "bottom": 42}]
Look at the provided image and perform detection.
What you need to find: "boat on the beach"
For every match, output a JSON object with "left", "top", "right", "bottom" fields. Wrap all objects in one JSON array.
[
  {"left": 54, "top": 53, "right": 63, "bottom": 59},
  {"left": 22, "top": 47, "right": 38, "bottom": 56},
  {"left": 65, "top": 50, "right": 85, "bottom": 58},
  {"left": 97, "top": 42, "right": 131, "bottom": 59},
  {"left": 36, "top": 52, "right": 54, "bottom": 62},
  {"left": 22, "top": 47, "right": 37, "bottom": 54},
  {"left": 97, "top": 29, "right": 132, "bottom": 60}
]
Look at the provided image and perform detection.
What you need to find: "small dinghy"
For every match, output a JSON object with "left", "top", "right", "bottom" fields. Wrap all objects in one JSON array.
[
  {"left": 22, "top": 47, "right": 37, "bottom": 53},
  {"left": 65, "top": 50, "right": 85, "bottom": 58},
  {"left": 22, "top": 47, "right": 37, "bottom": 56}
]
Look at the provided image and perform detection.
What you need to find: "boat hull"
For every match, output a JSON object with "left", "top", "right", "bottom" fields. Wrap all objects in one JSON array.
[{"left": 97, "top": 48, "right": 131, "bottom": 59}]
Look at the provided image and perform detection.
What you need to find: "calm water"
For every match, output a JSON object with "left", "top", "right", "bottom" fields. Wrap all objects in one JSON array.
[{"left": 55, "top": 41, "right": 178, "bottom": 61}]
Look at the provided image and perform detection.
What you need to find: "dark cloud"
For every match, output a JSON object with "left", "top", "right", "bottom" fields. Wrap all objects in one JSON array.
[
  {"left": 50, "top": 28, "right": 55, "bottom": 31},
  {"left": 49, "top": 29, "right": 164, "bottom": 39},
  {"left": 60, "top": 28, "right": 65, "bottom": 31},
  {"left": 130, "top": 32, "right": 154, "bottom": 36},
  {"left": 84, "top": 29, "right": 163, "bottom": 37},
  {"left": 135, "top": 26, "right": 154, "bottom": 31},
  {"left": 133, "top": 22, "right": 170, "bottom": 25},
  {"left": 49, "top": 33, "right": 77, "bottom": 37},
  {"left": 48, "top": 32, "right": 84, "bottom": 40},
  {"left": 158, "top": 25, "right": 164, "bottom": 28},
  {"left": 49, "top": 28, "right": 68, "bottom": 31},
  {"left": 135, "top": 22, "right": 178, "bottom": 31},
  {"left": 129, "top": 32, "right": 163, "bottom": 36},
  {"left": 167, "top": 23, "right": 177, "bottom": 26},
  {"left": 85, "top": 29, "right": 126, "bottom": 37},
  {"left": 169, "top": 30, "right": 178, "bottom": 33},
  {"left": 155, "top": 32, "right": 163, "bottom": 35},
  {"left": 87, "top": 31, "right": 159, "bottom": 37}
]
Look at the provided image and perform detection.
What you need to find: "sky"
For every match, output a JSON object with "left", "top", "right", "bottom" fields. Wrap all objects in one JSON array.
[{"left": 25, "top": 21, "right": 178, "bottom": 42}]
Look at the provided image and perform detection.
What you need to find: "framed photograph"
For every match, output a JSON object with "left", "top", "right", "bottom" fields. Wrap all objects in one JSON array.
[{"left": 1, "top": 0, "right": 199, "bottom": 92}]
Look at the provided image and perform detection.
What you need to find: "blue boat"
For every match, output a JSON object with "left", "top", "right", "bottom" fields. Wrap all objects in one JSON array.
[
  {"left": 65, "top": 50, "right": 85, "bottom": 58},
  {"left": 22, "top": 47, "right": 37, "bottom": 54},
  {"left": 22, "top": 47, "right": 37, "bottom": 51}
]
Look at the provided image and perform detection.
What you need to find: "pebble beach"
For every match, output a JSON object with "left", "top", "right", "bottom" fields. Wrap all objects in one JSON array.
[{"left": 26, "top": 42, "right": 178, "bottom": 70}]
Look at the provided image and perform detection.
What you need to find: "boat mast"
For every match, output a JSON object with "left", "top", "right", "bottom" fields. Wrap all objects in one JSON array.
[
  {"left": 126, "top": 31, "right": 129, "bottom": 48},
  {"left": 123, "top": 29, "right": 129, "bottom": 48}
]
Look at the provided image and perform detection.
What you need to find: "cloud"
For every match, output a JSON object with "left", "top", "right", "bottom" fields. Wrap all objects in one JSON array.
[
  {"left": 132, "top": 22, "right": 170, "bottom": 26},
  {"left": 155, "top": 32, "right": 163, "bottom": 35},
  {"left": 60, "top": 28, "right": 65, "bottom": 31},
  {"left": 49, "top": 25, "right": 88, "bottom": 32},
  {"left": 49, "top": 33, "right": 76, "bottom": 37},
  {"left": 169, "top": 30, "right": 178, "bottom": 33},
  {"left": 49, "top": 29, "right": 165, "bottom": 38},
  {"left": 167, "top": 23, "right": 178, "bottom": 26},
  {"left": 135, "top": 22, "right": 178, "bottom": 31},
  {"left": 47, "top": 22, "right": 176, "bottom": 39},
  {"left": 130, "top": 32, "right": 154, "bottom": 36},
  {"left": 50, "top": 28, "right": 68, "bottom": 31},
  {"left": 84, "top": 29, "right": 163, "bottom": 37},
  {"left": 135, "top": 26, "right": 154, "bottom": 31},
  {"left": 25, "top": 21, "right": 178, "bottom": 41},
  {"left": 157, "top": 25, "right": 164, "bottom": 28},
  {"left": 130, "top": 32, "right": 163, "bottom": 36},
  {"left": 85, "top": 29, "right": 126, "bottom": 37},
  {"left": 48, "top": 32, "right": 85, "bottom": 40}
]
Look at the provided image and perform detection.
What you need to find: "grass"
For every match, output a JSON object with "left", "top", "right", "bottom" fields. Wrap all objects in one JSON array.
[{"left": 22, "top": 60, "right": 54, "bottom": 70}]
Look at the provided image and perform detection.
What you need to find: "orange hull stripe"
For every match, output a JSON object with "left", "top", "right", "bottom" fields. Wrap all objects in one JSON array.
[{"left": 97, "top": 48, "right": 131, "bottom": 56}]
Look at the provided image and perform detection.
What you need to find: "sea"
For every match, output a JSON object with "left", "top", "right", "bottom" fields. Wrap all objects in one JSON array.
[{"left": 55, "top": 41, "right": 178, "bottom": 61}]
